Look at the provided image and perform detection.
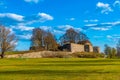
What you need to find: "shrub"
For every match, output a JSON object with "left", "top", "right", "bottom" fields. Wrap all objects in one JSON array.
[
  {"left": 72, "top": 52, "right": 105, "bottom": 58},
  {"left": 41, "top": 51, "right": 72, "bottom": 58},
  {"left": 55, "top": 52, "right": 72, "bottom": 58}
]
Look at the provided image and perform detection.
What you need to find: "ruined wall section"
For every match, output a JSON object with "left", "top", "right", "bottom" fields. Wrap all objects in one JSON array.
[{"left": 70, "top": 43, "right": 84, "bottom": 53}]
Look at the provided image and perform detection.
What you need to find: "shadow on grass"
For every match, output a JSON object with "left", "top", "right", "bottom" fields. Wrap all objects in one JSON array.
[
  {"left": 2, "top": 63, "right": 120, "bottom": 67},
  {"left": 29, "top": 60, "right": 120, "bottom": 65},
  {"left": 0, "top": 69, "right": 119, "bottom": 75}
]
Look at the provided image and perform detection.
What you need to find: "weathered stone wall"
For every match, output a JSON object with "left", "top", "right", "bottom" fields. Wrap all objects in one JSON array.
[
  {"left": 93, "top": 46, "right": 100, "bottom": 53},
  {"left": 5, "top": 52, "right": 43, "bottom": 58},
  {"left": 89, "top": 45, "right": 93, "bottom": 52},
  {"left": 70, "top": 43, "right": 84, "bottom": 53},
  {"left": 5, "top": 51, "right": 72, "bottom": 58},
  {"left": 70, "top": 43, "right": 94, "bottom": 53}
]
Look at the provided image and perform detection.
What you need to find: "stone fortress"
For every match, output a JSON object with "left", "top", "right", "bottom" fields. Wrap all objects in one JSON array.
[
  {"left": 5, "top": 40, "right": 100, "bottom": 58},
  {"left": 60, "top": 40, "right": 100, "bottom": 53}
]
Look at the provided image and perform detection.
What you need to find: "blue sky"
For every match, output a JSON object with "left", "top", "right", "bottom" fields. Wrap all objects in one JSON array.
[{"left": 0, "top": 0, "right": 120, "bottom": 52}]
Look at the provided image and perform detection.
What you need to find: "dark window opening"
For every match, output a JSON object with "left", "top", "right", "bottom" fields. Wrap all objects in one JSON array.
[{"left": 84, "top": 45, "right": 90, "bottom": 52}]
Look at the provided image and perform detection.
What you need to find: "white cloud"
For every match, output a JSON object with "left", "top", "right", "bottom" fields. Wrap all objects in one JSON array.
[
  {"left": 113, "top": 34, "right": 120, "bottom": 37},
  {"left": 58, "top": 25, "right": 83, "bottom": 32},
  {"left": 39, "top": 26, "right": 65, "bottom": 35},
  {"left": 58, "top": 25, "right": 74, "bottom": 30},
  {"left": 70, "top": 18, "right": 75, "bottom": 21},
  {"left": 53, "top": 30, "right": 64, "bottom": 34},
  {"left": 101, "top": 21, "right": 120, "bottom": 26},
  {"left": 0, "top": 13, "right": 24, "bottom": 21},
  {"left": 96, "top": 2, "right": 113, "bottom": 14},
  {"left": 0, "top": 12, "right": 53, "bottom": 26},
  {"left": 107, "top": 35, "right": 112, "bottom": 38},
  {"left": 84, "top": 20, "right": 120, "bottom": 31},
  {"left": 24, "top": 0, "right": 40, "bottom": 3},
  {"left": 66, "top": 18, "right": 75, "bottom": 21},
  {"left": 18, "top": 25, "right": 34, "bottom": 31},
  {"left": 11, "top": 24, "right": 34, "bottom": 31},
  {"left": 84, "top": 19, "right": 98, "bottom": 22},
  {"left": 21, "top": 13, "right": 54, "bottom": 25},
  {"left": 113, "top": 0, "right": 120, "bottom": 7},
  {"left": 10, "top": 40, "right": 18, "bottom": 46},
  {"left": 91, "top": 27, "right": 109, "bottom": 31},
  {"left": 75, "top": 28, "right": 83, "bottom": 32},
  {"left": 18, "top": 34, "right": 32, "bottom": 40},
  {"left": 40, "top": 26, "right": 52, "bottom": 31},
  {"left": 112, "top": 21, "right": 120, "bottom": 26},
  {"left": 106, "top": 34, "right": 120, "bottom": 42},
  {"left": 9, "top": 28, "right": 15, "bottom": 34},
  {"left": 38, "top": 13, "right": 54, "bottom": 22},
  {"left": 85, "top": 24, "right": 97, "bottom": 27}
]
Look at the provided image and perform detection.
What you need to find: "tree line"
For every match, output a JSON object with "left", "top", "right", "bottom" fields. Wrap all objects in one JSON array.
[
  {"left": 30, "top": 28, "right": 58, "bottom": 51},
  {"left": 1, "top": 25, "right": 120, "bottom": 58},
  {"left": 30, "top": 28, "right": 89, "bottom": 51},
  {"left": 104, "top": 40, "right": 120, "bottom": 58}
]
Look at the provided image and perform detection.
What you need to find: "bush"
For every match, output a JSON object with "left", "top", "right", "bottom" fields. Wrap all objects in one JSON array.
[
  {"left": 41, "top": 51, "right": 72, "bottom": 58},
  {"left": 55, "top": 52, "right": 72, "bottom": 58},
  {"left": 40, "top": 51, "right": 105, "bottom": 58},
  {"left": 72, "top": 52, "right": 105, "bottom": 58},
  {"left": 41, "top": 52, "right": 56, "bottom": 58}
]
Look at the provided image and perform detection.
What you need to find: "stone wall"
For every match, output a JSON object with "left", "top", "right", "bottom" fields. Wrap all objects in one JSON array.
[
  {"left": 5, "top": 51, "right": 72, "bottom": 58},
  {"left": 89, "top": 45, "right": 93, "bottom": 52},
  {"left": 93, "top": 46, "right": 100, "bottom": 53},
  {"left": 70, "top": 43, "right": 94, "bottom": 53},
  {"left": 70, "top": 43, "right": 84, "bottom": 53}
]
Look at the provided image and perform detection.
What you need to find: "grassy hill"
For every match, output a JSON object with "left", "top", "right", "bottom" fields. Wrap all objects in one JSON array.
[{"left": 0, "top": 58, "right": 120, "bottom": 80}]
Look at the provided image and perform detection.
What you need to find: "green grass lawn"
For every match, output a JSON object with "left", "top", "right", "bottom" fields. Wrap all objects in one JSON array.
[{"left": 0, "top": 58, "right": 120, "bottom": 80}]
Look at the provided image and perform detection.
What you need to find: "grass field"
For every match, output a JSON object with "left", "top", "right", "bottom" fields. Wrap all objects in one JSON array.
[{"left": 0, "top": 58, "right": 120, "bottom": 80}]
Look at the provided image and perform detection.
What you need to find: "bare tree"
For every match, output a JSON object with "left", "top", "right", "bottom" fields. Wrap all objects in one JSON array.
[
  {"left": 79, "top": 32, "right": 89, "bottom": 41},
  {"left": 31, "top": 28, "right": 45, "bottom": 48},
  {"left": 60, "top": 28, "right": 79, "bottom": 45},
  {"left": 60, "top": 28, "right": 89, "bottom": 45},
  {"left": 104, "top": 44, "right": 117, "bottom": 58},
  {"left": 111, "top": 48, "right": 117, "bottom": 58},
  {"left": 104, "top": 44, "right": 110, "bottom": 55},
  {"left": 116, "top": 39, "right": 120, "bottom": 57},
  {"left": 30, "top": 28, "right": 58, "bottom": 51},
  {"left": 44, "top": 31, "right": 58, "bottom": 50},
  {"left": 0, "top": 26, "right": 17, "bottom": 58}
]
